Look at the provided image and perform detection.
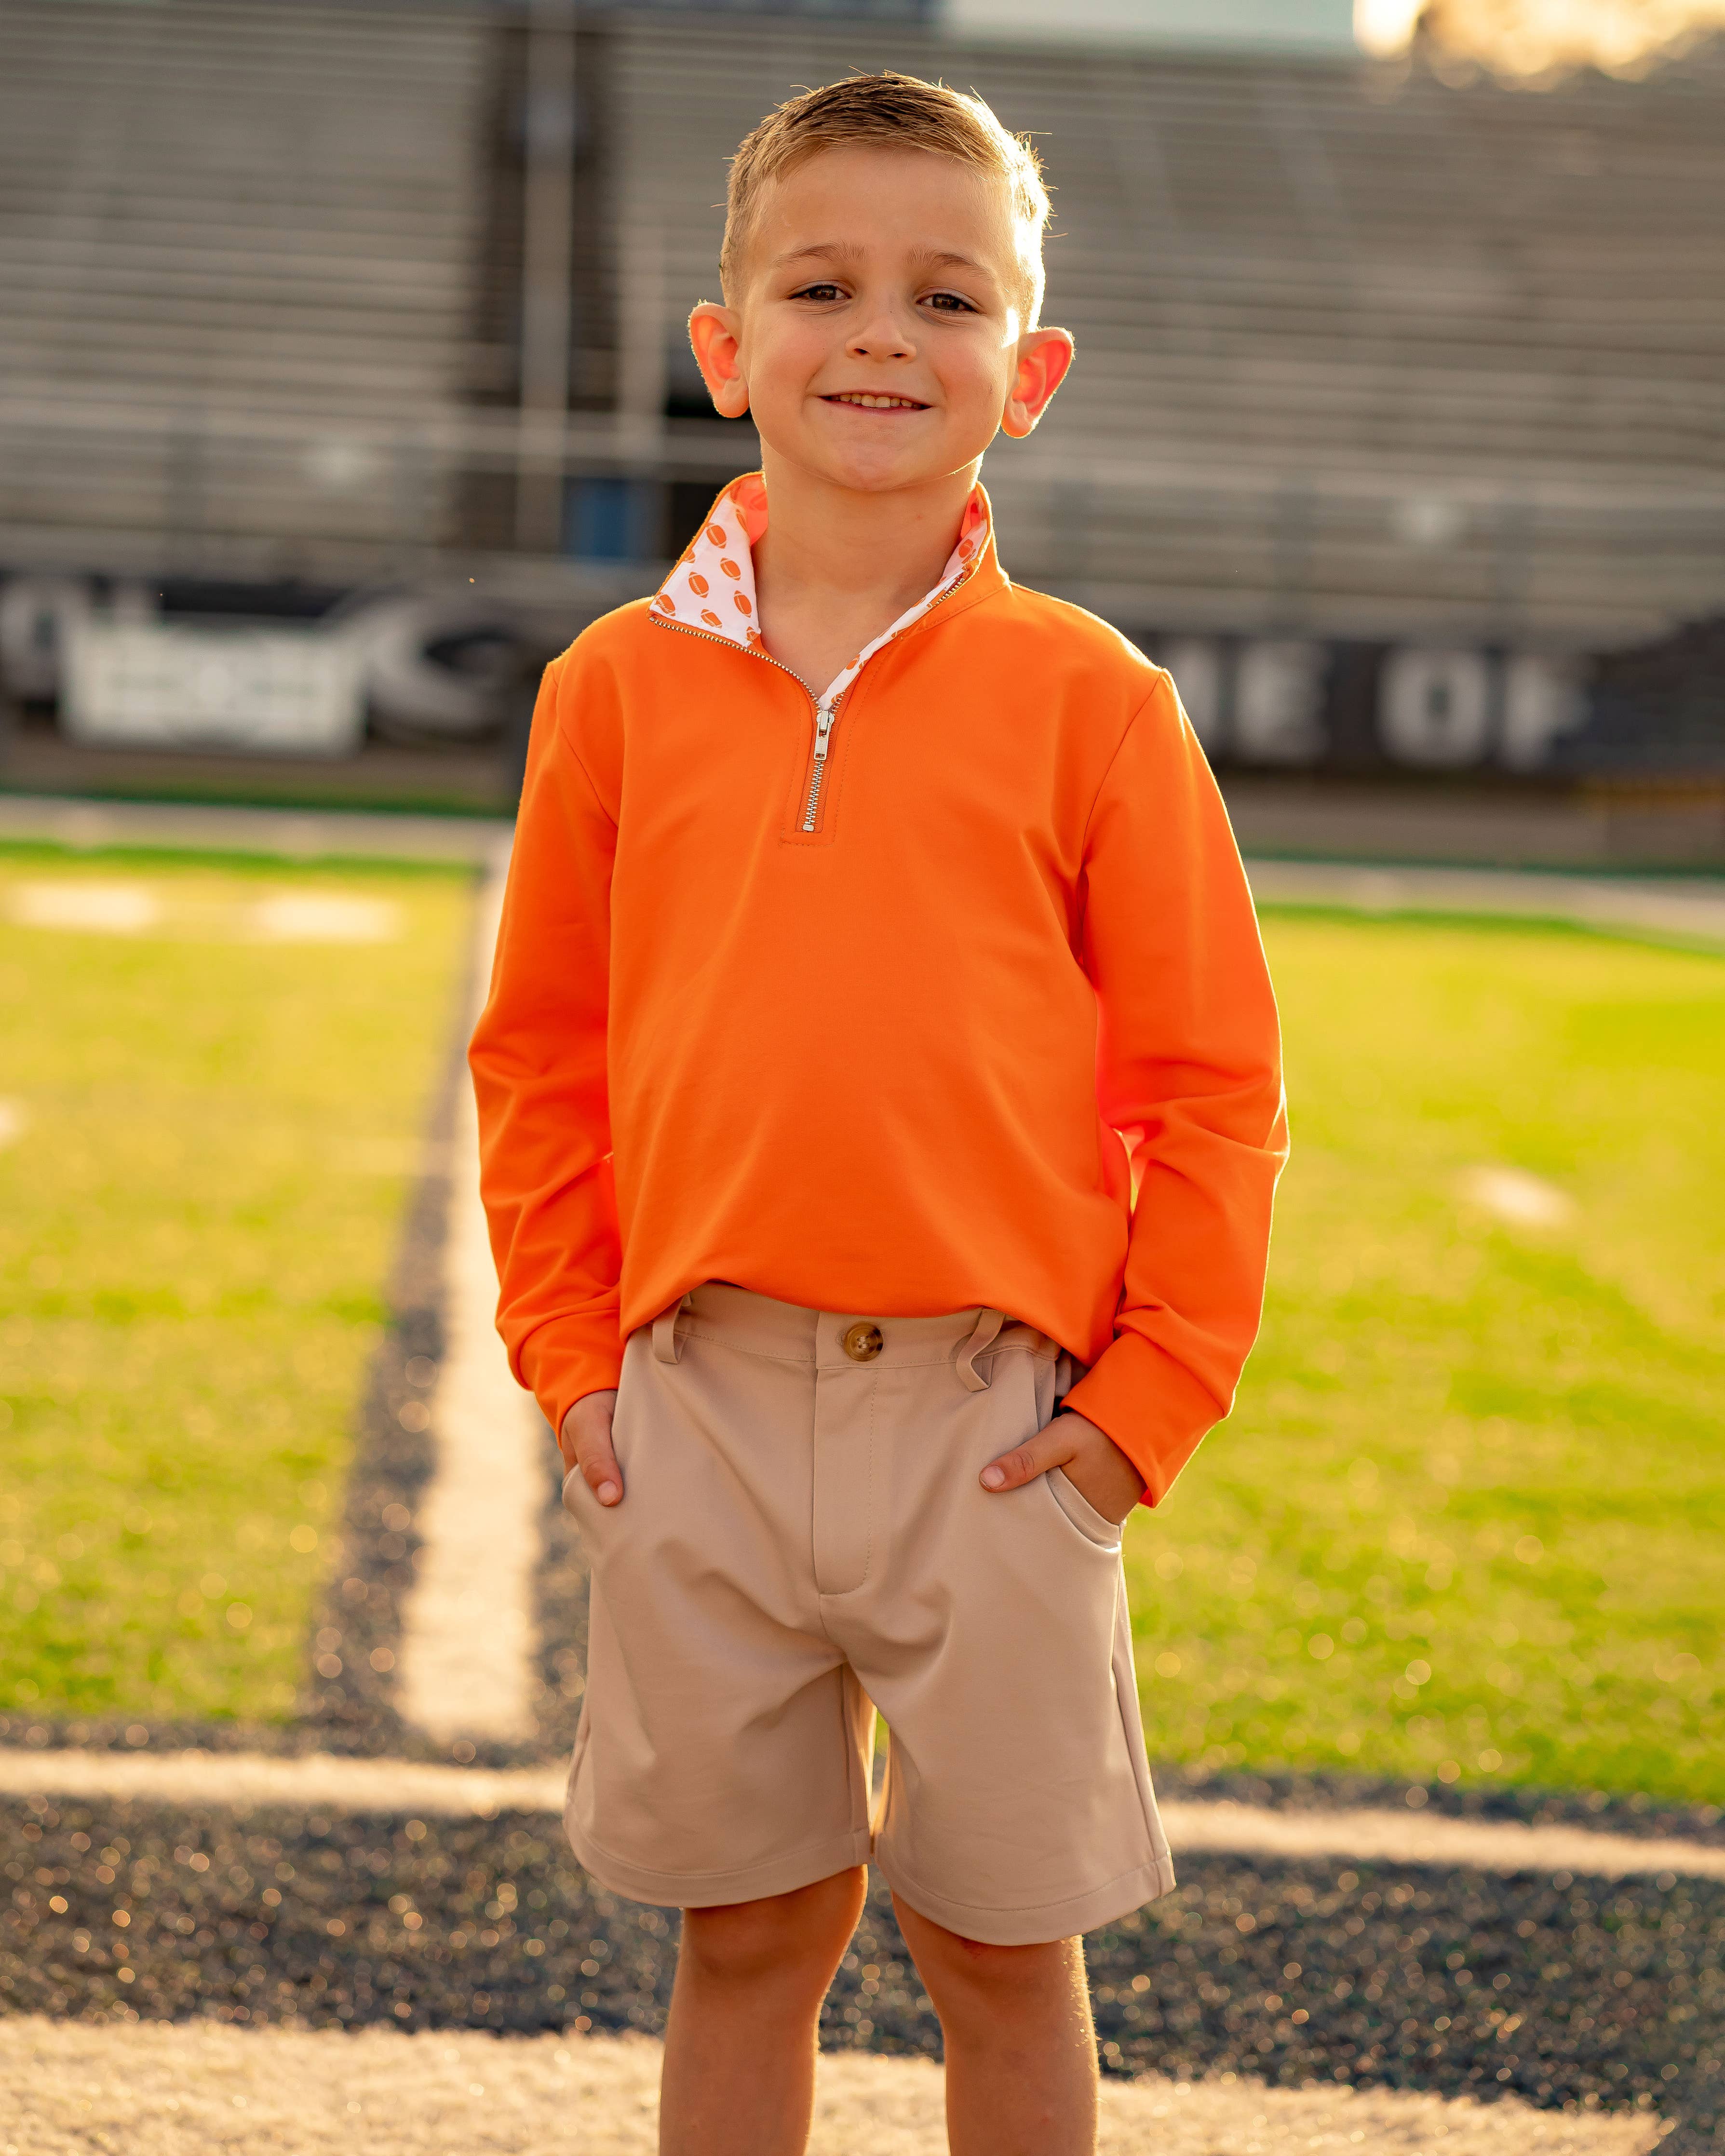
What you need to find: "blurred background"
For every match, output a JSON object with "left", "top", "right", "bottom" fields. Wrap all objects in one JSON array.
[
  {"left": 0, "top": 2, "right": 1723, "bottom": 2146},
  {"left": 0, "top": 0, "right": 1723, "bottom": 849}
]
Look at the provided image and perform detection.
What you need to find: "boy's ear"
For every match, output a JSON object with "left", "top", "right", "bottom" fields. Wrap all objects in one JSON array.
[
  {"left": 1000, "top": 327, "right": 1075, "bottom": 440},
  {"left": 688, "top": 303, "right": 751, "bottom": 420}
]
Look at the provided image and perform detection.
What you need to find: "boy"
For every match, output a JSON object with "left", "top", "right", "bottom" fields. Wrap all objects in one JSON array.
[{"left": 471, "top": 71, "right": 1285, "bottom": 2156}]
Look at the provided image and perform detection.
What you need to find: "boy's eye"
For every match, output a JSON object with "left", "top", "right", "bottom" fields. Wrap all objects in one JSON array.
[
  {"left": 922, "top": 291, "right": 978, "bottom": 314},
  {"left": 791, "top": 282, "right": 846, "bottom": 304}
]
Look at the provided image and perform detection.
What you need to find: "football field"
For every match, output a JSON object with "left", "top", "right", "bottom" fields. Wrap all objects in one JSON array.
[
  {"left": 3, "top": 831, "right": 1722, "bottom": 2147},
  {"left": 1132, "top": 906, "right": 1725, "bottom": 1802},
  {"left": 0, "top": 847, "right": 471, "bottom": 1725},
  {"left": 1, "top": 847, "right": 1722, "bottom": 1803}
]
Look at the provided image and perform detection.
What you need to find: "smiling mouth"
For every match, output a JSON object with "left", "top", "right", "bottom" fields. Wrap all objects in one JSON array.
[{"left": 822, "top": 392, "right": 929, "bottom": 411}]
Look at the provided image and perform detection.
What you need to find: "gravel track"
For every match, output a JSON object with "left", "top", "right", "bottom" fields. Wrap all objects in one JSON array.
[
  {"left": 3, "top": 1752, "right": 1725, "bottom": 1887},
  {"left": 3, "top": 1797, "right": 1719, "bottom": 2146},
  {"left": 0, "top": 2016, "right": 1666, "bottom": 2155}
]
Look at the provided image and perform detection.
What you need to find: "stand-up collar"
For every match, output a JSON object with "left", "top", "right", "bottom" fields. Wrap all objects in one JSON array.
[{"left": 652, "top": 473, "right": 996, "bottom": 702}]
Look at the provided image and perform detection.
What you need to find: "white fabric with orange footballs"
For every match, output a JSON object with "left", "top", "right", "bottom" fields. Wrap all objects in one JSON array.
[{"left": 652, "top": 472, "right": 992, "bottom": 700}]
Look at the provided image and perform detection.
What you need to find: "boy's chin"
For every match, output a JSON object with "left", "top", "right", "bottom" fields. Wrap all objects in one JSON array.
[{"left": 768, "top": 429, "right": 983, "bottom": 496}]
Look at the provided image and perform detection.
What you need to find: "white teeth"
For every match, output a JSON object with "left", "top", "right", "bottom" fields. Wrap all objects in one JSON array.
[{"left": 832, "top": 393, "right": 921, "bottom": 409}]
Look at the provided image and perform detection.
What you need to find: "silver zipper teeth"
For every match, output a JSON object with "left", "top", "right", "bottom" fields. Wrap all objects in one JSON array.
[
  {"left": 651, "top": 559, "right": 980, "bottom": 835},
  {"left": 648, "top": 612, "right": 808, "bottom": 691},
  {"left": 802, "top": 755, "right": 826, "bottom": 832},
  {"left": 800, "top": 699, "right": 839, "bottom": 831}
]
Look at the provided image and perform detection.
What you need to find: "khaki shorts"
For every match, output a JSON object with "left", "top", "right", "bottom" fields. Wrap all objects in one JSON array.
[{"left": 561, "top": 1282, "right": 1175, "bottom": 1946}]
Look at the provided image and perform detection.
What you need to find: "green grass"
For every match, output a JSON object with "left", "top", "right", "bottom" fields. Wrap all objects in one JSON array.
[
  {"left": 1126, "top": 912, "right": 1725, "bottom": 1804},
  {"left": 0, "top": 850, "right": 471, "bottom": 1723},
  {"left": 5, "top": 856, "right": 1722, "bottom": 1801}
]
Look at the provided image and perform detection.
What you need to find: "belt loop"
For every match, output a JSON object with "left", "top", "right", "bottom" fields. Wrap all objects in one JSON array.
[
  {"left": 956, "top": 1307, "right": 1005, "bottom": 1392},
  {"left": 651, "top": 1293, "right": 691, "bottom": 1364}
]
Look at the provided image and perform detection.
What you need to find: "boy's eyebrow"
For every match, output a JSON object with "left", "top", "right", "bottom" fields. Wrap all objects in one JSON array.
[
  {"left": 770, "top": 242, "right": 995, "bottom": 279},
  {"left": 770, "top": 243, "right": 859, "bottom": 270}
]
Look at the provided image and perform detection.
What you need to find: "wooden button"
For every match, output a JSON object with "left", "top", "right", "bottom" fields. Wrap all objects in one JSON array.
[{"left": 841, "top": 1322, "right": 883, "bottom": 1363}]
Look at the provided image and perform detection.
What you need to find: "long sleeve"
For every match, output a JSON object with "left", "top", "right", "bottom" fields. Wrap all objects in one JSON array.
[
  {"left": 469, "top": 656, "right": 623, "bottom": 1436},
  {"left": 1060, "top": 676, "right": 1288, "bottom": 1505}
]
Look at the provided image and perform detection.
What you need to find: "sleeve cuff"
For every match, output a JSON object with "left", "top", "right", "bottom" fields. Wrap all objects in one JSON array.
[
  {"left": 1061, "top": 1332, "right": 1227, "bottom": 1508},
  {"left": 515, "top": 1314, "right": 625, "bottom": 1441}
]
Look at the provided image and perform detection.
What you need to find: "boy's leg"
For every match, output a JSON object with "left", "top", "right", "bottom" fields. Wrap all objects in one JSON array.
[
  {"left": 659, "top": 1866, "right": 868, "bottom": 2156},
  {"left": 893, "top": 1895, "right": 1098, "bottom": 2156}
]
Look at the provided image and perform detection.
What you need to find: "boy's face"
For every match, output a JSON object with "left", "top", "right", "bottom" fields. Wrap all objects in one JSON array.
[{"left": 689, "top": 147, "right": 1072, "bottom": 497}]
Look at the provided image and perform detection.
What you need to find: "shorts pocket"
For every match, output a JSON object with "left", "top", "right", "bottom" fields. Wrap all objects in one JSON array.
[{"left": 1046, "top": 1465, "right": 1123, "bottom": 1550}]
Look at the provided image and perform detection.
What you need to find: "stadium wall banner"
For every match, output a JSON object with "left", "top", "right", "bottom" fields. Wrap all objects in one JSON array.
[
  {"left": 1151, "top": 636, "right": 1585, "bottom": 775},
  {"left": 0, "top": 570, "right": 1720, "bottom": 778},
  {"left": 1141, "top": 617, "right": 1725, "bottom": 781},
  {"left": 60, "top": 619, "right": 367, "bottom": 758}
]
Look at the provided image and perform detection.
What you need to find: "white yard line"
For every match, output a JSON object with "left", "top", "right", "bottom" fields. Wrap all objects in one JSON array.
[
  {"left": 3, "top": 1748, "right": 1721, "bottom": 1886},
  {"left": 1156, "top": 1798, "right": 1725, "bottom": 1885},
  {"left": 0, "top": 1747, "right": 564, "bottom": 1818},
  {"left": 1246, "top": 858, "right": 1725, "bottom": 948},
  {"left": 0, "top": 2017, "right": 1664, "bottom": 2156},
  {"left": 395, "top": 848, "right": 547, "bottom": 1746}
]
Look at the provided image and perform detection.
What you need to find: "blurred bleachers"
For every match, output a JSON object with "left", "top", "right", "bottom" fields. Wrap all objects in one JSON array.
[
  {"left": 0, "top": 0, "right": 1721, "bottom": 647},
  {"left": 0, "top": 0, "right": 489, "bottom": 570},
  {"left": 609, "top": 12, "right": 1725, "bottom": 645}
]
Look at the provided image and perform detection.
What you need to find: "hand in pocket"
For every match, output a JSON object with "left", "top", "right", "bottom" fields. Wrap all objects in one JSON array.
[
  {"left": 980, "top": 1408, "right": 1145, "bottom": 1523},
  {"left": 561, "top": 1388, "right": 623, "bottom": 1506}
]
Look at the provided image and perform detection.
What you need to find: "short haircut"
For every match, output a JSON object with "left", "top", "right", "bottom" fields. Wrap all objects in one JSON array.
[{"left": 721, "top": 72, "right": 1051, "bottom": 321}]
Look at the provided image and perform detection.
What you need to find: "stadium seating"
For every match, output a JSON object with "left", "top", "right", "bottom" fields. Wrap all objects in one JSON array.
[
  {"left": 604, "top": 13, "right": 1725, "bottom": 644},
  {"left": 0, "top": 0, "right": 1721, "bottom": 647},
  {"left": 0, "top": 0, "right": 489, "bottom": 563}
]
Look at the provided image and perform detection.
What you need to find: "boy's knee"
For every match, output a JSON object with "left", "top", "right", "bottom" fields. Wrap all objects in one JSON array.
[
  {"left": 681, "top": 1868, "right": 865, "bottom": 1988},
  {"left": 898, "top": 1901, "right": 1078, "bottom": 2001}
]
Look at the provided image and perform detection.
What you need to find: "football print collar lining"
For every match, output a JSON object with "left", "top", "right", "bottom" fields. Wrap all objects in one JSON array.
[{"left": 651, "top": 474, "right": 993, "bottom": 704}]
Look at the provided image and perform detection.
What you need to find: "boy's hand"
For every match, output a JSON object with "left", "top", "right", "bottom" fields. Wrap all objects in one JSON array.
[
  {"left": 981, "top": 1410, "right": 1145, "bottom": 1524},
  {"left": 561, "top": 1389, "right": 623, "bottom": 1506}
]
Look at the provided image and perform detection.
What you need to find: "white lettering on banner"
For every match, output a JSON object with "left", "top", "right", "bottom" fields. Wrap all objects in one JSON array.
[
  {"left": 1379, "top": 647, "right": 1492, "bottom": 768},
  {"left": 1161, "top": 637, "right": 1224, "bottom": 751},
  {"left": 61, "top": 620, "right": 366, "bottom": 757},
  {"left": 1234, "top": 640, "right": 1328, "bottom": 766},
  {"left": 1501, "top": 653, "right": 1587, "bottom": 771}
]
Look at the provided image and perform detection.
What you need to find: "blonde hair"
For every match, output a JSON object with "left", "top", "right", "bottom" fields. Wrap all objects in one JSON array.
[{"left": 721, "top": 72, "right": 1051, "bottom": 320}]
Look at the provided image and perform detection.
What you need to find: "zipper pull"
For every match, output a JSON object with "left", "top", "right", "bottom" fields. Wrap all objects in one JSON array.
[{"left": 801, "top": 698, "right": 838, "bottom": 833}]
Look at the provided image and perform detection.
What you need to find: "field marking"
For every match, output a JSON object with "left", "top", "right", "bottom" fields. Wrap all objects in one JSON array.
[
  {"left": 0, "top": 1747, "right": 564, "bottom": 1818},
  {"left": 8, "top": 879, "right": 160, "bottom": 932},
  {"left": 2, "top": 1748, "right": 1720, "bottom": 1886},
  {"left": 1156, "top": 1798, "right": 1725, "bottom": 1884},
  {"left": 1247, "top": 859, "right": 1725, "bottom": 948},
  {"left": 395, "top": 849, "right": 545, "bottom": 1745},
  {"left": 247, "top": 893, "right": 400, "bottom": 943},
  {"left": 0, "top": 2016, "right": 1664, "bottom": 2155},
  {"left": 5, "top": 879, "right": 403, "bottom": 943},
  {"left": 1458, "top": 1165, "right": 1577, "bottom": 1228}
]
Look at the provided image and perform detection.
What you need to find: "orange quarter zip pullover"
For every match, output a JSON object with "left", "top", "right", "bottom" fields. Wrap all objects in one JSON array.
[{"left": 470, "top": 477, "right": 1287, "bottom": 1504}]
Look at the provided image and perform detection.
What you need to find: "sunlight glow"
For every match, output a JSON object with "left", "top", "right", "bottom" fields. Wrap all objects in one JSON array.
[
  {"left": 1376, "top": 0, "right": 1725, "bottom": 76},
  {"left": 1355, "top": 0, "right": 1423, "bottom": 52}
]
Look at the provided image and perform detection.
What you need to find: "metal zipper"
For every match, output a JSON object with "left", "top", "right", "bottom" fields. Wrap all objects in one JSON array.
[
  {"left": 648, "top": 612, "right": 808, "bottom": 693},
  {"left": 801, "top": 698, "right": 838, "bottom": 832},
  {"left": 650, "top": 561, "right": 977, "bottom": 836}
]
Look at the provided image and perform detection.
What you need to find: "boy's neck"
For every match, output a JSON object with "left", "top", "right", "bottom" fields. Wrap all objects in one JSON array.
[{"left": 750, "top": 450, "right": 980, "bottom": 689}]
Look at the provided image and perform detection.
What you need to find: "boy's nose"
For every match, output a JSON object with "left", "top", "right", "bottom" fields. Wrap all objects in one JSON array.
[{"left": 846, "top": 315, "right": 916, "bottom": 361}]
